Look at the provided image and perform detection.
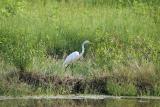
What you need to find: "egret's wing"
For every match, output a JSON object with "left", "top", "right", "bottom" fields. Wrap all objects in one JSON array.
[{"left": 63, "top": 51, "right": 79, "bottom": 66}]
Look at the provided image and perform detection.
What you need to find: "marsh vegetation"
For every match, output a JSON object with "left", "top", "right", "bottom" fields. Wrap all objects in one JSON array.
[{"left": 0, "top": 0, "right": 160, "bottom": 96}]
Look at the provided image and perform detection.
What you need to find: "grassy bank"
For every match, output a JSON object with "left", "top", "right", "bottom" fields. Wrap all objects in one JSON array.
[{"left": 0, "top": 0, "right": 160, "bottom": 96}]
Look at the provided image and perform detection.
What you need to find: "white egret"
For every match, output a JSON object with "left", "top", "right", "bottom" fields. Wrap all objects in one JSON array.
[{"left": 63, "top": 40, "right": 90, "bottom": 75}]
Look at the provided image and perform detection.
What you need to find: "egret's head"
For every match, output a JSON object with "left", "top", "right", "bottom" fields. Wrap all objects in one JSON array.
[{"left": 82, "top": 40, "right": 90, "bottom": 45}]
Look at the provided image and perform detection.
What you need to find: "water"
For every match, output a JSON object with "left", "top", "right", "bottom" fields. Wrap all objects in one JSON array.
[{"left": 0, "top": 98, "right": 160, "bottom": 107}]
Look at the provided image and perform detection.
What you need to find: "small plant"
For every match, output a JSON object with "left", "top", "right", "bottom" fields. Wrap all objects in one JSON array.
[{"left": 106, "top": 80, "right": 137, "bottom": 96}]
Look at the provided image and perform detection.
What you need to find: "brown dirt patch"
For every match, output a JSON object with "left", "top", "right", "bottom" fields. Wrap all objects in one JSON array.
[{"left": 18, "top": 71, "right": 108, "bottom": 94}]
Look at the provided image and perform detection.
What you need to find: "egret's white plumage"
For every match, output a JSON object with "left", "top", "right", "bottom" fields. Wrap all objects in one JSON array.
[
  {"left": 63, "top": 40, "right": 90, "bottom": 69},
  {"left": 63, "top": 51, "right": 80, "bottom": 67}
]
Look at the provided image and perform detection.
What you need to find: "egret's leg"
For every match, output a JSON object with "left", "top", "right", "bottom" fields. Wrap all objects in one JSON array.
[
  {"left": 65, "top": 65, "right": 69, "bottom": 72},
  {"left": 71, "top": 64, "right": 73, "bottom": 76}
]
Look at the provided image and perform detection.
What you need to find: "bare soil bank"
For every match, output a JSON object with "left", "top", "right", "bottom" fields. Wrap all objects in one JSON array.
[{"left": 7, "top": 71, "right": 154, "bottom": 95}]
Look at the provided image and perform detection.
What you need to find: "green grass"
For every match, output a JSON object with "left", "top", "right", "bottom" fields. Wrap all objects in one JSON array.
[{"left": 0, "top": 0, "right": 160, "bottom": 96}]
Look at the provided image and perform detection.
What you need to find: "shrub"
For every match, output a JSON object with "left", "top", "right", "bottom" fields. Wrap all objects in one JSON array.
[
  {"left": 92, "top": 33, "right": 160, "bottom": 71},
  {"left": 0, "top": 29, "right": 42, "bottom": 71}
]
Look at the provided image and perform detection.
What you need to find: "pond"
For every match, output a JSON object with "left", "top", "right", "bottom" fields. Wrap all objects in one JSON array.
[{"left": 0, "top": 96, "right": 160, "bottom": 107}]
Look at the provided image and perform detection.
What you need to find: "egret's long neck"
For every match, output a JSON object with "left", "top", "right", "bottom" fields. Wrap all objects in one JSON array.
[{"left": 80, "top": 43, "right": 85, "bottom": 56}]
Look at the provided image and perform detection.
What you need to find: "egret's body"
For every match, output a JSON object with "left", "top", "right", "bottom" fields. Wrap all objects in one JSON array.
[
  {"left": 63, "top": 51, "right": 80, "bottom": 66},
  {"left": 63, "top": 40, "right": 90, "bottom": 72}
]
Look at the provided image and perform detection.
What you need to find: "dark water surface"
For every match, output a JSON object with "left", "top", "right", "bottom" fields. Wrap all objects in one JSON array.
[{"left": 0, "top": 98, "right": 160, "bottom": 107}]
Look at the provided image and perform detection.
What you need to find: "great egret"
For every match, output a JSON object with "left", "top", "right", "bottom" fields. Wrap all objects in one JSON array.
[{"left": 63, "top": 40, "right": 90, "bottom": 75}]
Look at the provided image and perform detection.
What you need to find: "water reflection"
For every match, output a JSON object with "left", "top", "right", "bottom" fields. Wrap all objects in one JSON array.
[{"left": 0, "top": 98, "right": 160, "bottom": 107}]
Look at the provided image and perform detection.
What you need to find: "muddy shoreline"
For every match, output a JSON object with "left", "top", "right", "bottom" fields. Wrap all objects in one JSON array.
[{"left": 0, "top": 95, "right": 160, "bottom": 101}]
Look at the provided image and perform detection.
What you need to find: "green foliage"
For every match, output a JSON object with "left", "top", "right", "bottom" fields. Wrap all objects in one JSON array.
[
  {"left": 93, "top": 31, "right": 160, "bottom": 70},
  {"left": 0, "top": 0, "right": 27, "bottom": 17},
  {"left": 0, "top": 29, "right": 44, "bottom": 71}
]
